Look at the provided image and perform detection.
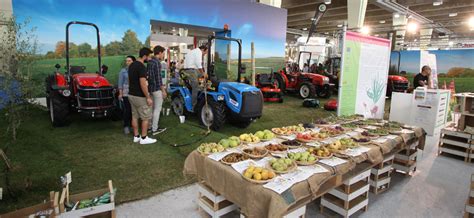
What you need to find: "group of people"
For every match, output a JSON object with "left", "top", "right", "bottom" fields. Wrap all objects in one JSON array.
[
  {"left": 116, "top": 44, "right": 209, "bottom": 145},
  {"left": 117, "top": 46, "right": 167, "bottom": 145}
]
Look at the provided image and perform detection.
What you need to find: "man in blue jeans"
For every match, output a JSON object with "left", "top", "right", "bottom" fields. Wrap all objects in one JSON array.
[{"left": 148, "top": 45, "right": 168, "bottom": 135}]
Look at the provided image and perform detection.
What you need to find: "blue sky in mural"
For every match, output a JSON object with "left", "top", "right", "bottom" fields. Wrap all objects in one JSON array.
[
  {"left": 398, "top": 49, "right": 474, "bottom": 74},
  {"left": 13, "top": 0, "right": 287, "bottom": 58}
]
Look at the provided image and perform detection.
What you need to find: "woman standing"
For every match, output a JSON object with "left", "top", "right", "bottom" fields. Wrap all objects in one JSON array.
[{"left": 118, "top": 55, "right": 135, "bottom": 134}]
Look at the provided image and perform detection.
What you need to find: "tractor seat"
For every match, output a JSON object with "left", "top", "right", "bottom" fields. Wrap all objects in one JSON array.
[
  {"left": 257, "top": 74, "right": 274, "bottom": 87},
  {"left": 70, "top": 66, "right": 86, "bottom": 74}
]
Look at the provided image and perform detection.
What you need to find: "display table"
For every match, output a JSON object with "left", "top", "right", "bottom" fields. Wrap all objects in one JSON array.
[{"left": 184, "top": 124, "right": 425, "bottom": 217}]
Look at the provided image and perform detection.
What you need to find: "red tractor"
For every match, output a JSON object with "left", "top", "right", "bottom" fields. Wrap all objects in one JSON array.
[
  {"left": 45, "top": 21, "right": 121, "bottom": 127},
  {"left": 386, "top": 51, "right": 409, "bottom": 96},
  {"left": 274, "top": 52, "right": 332, "bottom": 99}
]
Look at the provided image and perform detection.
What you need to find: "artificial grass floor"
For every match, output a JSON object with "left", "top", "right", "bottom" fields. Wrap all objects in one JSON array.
[{"left": 0, "top": 95, "right": 334, "bottom": 213}]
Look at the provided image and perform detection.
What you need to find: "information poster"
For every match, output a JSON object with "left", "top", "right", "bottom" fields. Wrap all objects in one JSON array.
[
  {"left": 338, "top": 31, "right": 391, "bottom": 119},
  {"left": 420, "top": 50, "right": 438, "bottom": 89}
]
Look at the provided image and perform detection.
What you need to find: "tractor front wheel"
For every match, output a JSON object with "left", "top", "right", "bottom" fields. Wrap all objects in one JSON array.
[
  {"left": 298, "top": 82, "right": 316, "bottom": 99},
  {"left": 49, "top": 91, "right": 70, "bottom": 127},
  {"left": 317, "top": 85, "right": 331, "bottom": 98},
  {"left": 198, "top": 97, "right": 226, "bottom": 131},
  {"left": 171, "top": 93, "right": 185, "bottom": 116}
]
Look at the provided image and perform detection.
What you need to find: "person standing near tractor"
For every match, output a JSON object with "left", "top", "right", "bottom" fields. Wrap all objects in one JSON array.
[
  {"left": 128, "top": 47, "right": 156, "bottom": 144},
  {"left": 118, "top": 55, "right": 136, "bottom": 135},
  {"left": 183, "top": 44, "right": 208, "bottom": 109},
  {"left": 148, "top": 45, "right": 168, "bottom": 135}
]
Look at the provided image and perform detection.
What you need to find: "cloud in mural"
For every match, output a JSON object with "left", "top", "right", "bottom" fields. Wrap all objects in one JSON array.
[{"left": 236, "top": 24, "right": 253, "bottom": 38}]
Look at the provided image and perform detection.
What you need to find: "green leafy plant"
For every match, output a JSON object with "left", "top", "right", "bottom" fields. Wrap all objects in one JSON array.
[{"left": 366, "top": 76, "right": 385, "bottom": 104}]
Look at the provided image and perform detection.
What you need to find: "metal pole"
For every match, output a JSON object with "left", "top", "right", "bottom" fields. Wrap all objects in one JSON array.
[
  {"left": 251, "top": 42, "right": 255, "bottom": 86},
  {"left": 227, "top": 43, "right": 231, "bottom": 79}
]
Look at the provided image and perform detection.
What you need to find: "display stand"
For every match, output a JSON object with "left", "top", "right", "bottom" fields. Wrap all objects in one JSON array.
[
  {"left": 320, "top": 169, "right": 370, "bottom": 218},
  {"left": 465, "top": 174, "right": 474, "bottom": 218},
  {"left": 198, "top": 182, "right": 238, "bottom": 218},
  {"left": 58, "top": 180, "right": 116, "bottom": 218},
  {"left": 438, "top": 127, "right": 473, "bottom": 163},
  {"left": 394, "top": 141, "right": 418, "bottom": 176},
  {"left": 1, "top": 191, "right": 59, "bottom": 218},
  {"left": 370, "top": 155, "right": 394, "bottom": 194}
]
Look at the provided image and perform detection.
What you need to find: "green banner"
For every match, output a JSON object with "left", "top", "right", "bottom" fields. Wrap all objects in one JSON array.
[{"left": 339, "top": 40, "right": 360, "bottom": 116}]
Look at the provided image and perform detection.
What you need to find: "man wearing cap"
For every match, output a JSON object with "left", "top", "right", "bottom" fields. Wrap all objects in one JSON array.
[{"left": 183, "top": 44, "right": 208, "bottom": 109}]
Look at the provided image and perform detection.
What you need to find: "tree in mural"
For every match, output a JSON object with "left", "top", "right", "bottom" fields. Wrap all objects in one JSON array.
[{"left": 121, "top": 29, "right": 143, "bottom": 55}]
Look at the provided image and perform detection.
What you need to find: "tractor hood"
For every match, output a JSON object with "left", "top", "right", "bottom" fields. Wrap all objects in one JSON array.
[
  {"left": 219, "top": 82, "right": 261, "bottom": 94},
  {"left": 73, "top": 73, "right": 112, "bottom": 87},
  {"left": 388, "top": 75, "right": 408, "bottom": 82}
]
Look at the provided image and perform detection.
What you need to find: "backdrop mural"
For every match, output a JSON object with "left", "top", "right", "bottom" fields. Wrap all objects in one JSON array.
[{"left": 13, "top": 0, "right": 287, "bottom": 58}]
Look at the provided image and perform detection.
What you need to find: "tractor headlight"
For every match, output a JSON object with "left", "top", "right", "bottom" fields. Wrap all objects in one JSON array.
[
  {"left": 61, "top": 89, "right": 71, "bottom": 97},
  {"left": 323, "top": 77, "right": 330, "bottom": 84},
  {"left": 217, "top": 95, "right": 225, "bottom": 101}
]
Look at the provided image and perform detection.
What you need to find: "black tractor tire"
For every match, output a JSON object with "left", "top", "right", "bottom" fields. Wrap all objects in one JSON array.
[
  {"left": 49, "top": 91, "right": 70, "bottom": 127},
  {"left": 274, "top": 73, "right": 286, "bottom": 93},
  {"left": 298, "top": 82, "right": 317, "bottom": 99},
  {"left": 317, "top": 86, "right": 331, "bottom": 98},
  {"left": 171, "top": 93, "right": 186, "bottom": 116},
  {"left": 197, "top": 97, "right": 226, "bottom": 131}
]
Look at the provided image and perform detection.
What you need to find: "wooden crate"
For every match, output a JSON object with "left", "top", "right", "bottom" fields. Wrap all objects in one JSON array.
[
  {"left": 465, "top": 174, "right": 474, "bottom": 218},
  {"left": 198, "top": 182, "right": 238, "bottom": 218},
  {"left": 320, "top": 169, "right": 370, "bottom": 218},
  {"left": 370, "top": 171, "right": 391, "bottom": 195},
  {"left": 439, "top": 128, "right": 473, "bottom": 162},
  {"left": 58, "top": 180, "right": 115, "bottom": 218},
  {"left": 1, "top": 191, "right": 59, "bottom": 218}
]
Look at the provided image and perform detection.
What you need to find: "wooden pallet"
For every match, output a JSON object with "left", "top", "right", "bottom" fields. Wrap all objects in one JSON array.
[
  {"left": 198, "top": 182, "right": 238, "bottom": 218},
  {"left": 439, "top": 128, "right": 473, "bottom": 163},
  {"left": 465, "top": 174, "right": 474, "bottom": 218},
  {"left": 320, "top": 169, "right": 370, "bottom": 218}
]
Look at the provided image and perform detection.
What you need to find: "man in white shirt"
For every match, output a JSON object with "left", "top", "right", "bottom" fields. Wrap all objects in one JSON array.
[{"left": 183, "top": 44, "right": 208, "bottom": 109}]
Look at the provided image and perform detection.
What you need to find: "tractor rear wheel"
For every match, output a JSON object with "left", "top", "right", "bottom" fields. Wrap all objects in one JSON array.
[
  {"left": 317, "top": 86, "right": 331, "bottom": 98},
  {"left": 274, "top": 73, "right": 286, "bottom": 93},
  {"left": 198, "top": 97, "right": 226, "bottom": 131},
  {"left": 298, "top": 82, "right": 316, "bottom": 99},
  {"left": 171, "top": 93, "right": 185, "bottom": 116},
  {"left": 49, "top": 91, "right": 70, "bottom": 127}
]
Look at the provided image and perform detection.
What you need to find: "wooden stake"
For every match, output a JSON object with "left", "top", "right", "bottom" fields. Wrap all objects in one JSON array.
[
  {"left": 251, "top": 42, "right": 256, "bottom": 86},
  {"left": 0, "top": 149, "right": 12, "bottom": 170}
]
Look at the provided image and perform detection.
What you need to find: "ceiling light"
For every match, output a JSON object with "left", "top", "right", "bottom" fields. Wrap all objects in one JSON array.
[
  {"left": 337, "top": 24, "right": 343, "bottom": 28},
  {"left": 433, "top": 1, "right": 443, "bottom": 6},
  {"left": 394, "top": 13, "right": 400, "bottom": 18},
  {"left": 407, "top": 22, "right": 418, "bottom": 33},
  {"left": 311, "top": 18, "right": 316, "bottom": 21},
  {"left": 302, "top": 28, "right": 308, "bottom": 31},
  {"left": 324, "top": 0, "right": 331, "bottom": 4},
  {"left": 324, "top": 32, "right": 329, "bottom": 35},
  {"left": 414, "top": 39, "right": 417, "bottom": 42},
  {"left": 449, "top": 13, "right": 458, "bottom": 17},
  {"left": 448, "top": 41, "right": 454, "bottom": 47},
  {"left": 375, "top": 34, "right": 380, "bottom": 37},
  {"left": 469, "top": 17, "right": 474, "bottom": 29},
  {"left": 361, "top": 26, "right": 370, "bottom": 35},
  {"left": 379, "top": 20, "right": 386, "bottom": 24}
]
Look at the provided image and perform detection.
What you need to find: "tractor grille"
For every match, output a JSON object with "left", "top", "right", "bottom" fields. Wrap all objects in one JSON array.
[
  {"left": 240, "top": 91, "right": 263, "bottom": 118},
  {"left": 392, "top": 81, "right": 409, "bottom": 92},
  {"left": 77, "top": 87, "right": 114, "bottom": 109}
]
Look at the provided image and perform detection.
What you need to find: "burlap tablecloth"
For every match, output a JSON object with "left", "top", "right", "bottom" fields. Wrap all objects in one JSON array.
[{"left": 183, "top": 126, "right": 426, "bottom": 217}]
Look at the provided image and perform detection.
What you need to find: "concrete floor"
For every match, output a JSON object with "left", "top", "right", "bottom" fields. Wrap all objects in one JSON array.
[{"left": 116, "top": 133, "right": 473, "bottom": 217}]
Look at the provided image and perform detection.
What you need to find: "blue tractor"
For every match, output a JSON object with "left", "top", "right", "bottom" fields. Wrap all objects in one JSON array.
[{"left": 169, "top": 35, "right": 263, "bottom": 130}]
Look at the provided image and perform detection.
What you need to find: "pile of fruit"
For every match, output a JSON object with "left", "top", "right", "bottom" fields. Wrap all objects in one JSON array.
[
  {"left": 339, "top": 138, "right": 359, "bottom": 148},
  {"left": 320, "top": 126, "right": 345, "bottom": 136},
  {"left": 221, "top": 153, "right": 250, "bottom": 164},
  {"left": 327, "top": 140, "right": 346, "bottom": 152},
  {"left": 239, "top": 133, "right": 261, "bottom": 144},
  {"left": 351, "top": 135, "right": 371, "bottom": 143},
  {"left": 242, "top": 166, "right": 275, "bottom": 182},
  {"left": 288, "top": 151, "right": 318, "bottom": 164},
  {"left": 219, "top": 136, "right": 241, "bottom": 148},
  {"left": 265, "top": 144, "right": 288, "bottom": 153},
  {"left": 308, "top": 147, "right": 332, "bottom": 158},
  {"left": 296, "top": 133, "right": 314, "bottom": 142},
  {"left": 310, "top": 132, "right": 329, "bottom": 141},
  {"left": 269, "top": 158, "right": 295, "bottom": 173},
  {"left": 271, "top": 125, "right": 305, "bottom": 135},
  {"left": 243, "top": 147, "right": 268, "bottom": 158},
  {"left": 254, "top": 129, "right": 275, "bottom": 140},
  {"left": 197, "top": 143, "right": 225, "bottom": 155},
  {"left": 361, "top": 130, "right": 378, "bottom": 138},
  {"left": 281, "top": 140, "right": 302, "bottom": 148}
]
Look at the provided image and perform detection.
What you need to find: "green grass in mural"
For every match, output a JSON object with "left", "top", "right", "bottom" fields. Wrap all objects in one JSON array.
[
  {"left": 404, "top": 74, "right": 474, "bottom": 93},
  {"left": 0, "top": 95, "right": 334, "bottom": 213}
]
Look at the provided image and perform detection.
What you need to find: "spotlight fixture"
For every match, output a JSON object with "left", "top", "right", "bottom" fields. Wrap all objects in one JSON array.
[
  {"left": 448, "top": 41, "right": 454, "bottom": 47},
  {"left": 407, "top": 22, "right": 418, "bottom": 33},
  {"left": 449, "top": 13, "right": 458, "bottom": 17},
  {"left": 394, "top": 13, "right": 400, "bottom": 18},
  {"left": 361, "top": 26, "right": 370, "bottom": 35},
  {"left": 324, "top": 32, "right": 329, "bottom": 35},
  {"left": 302, "top": 27, "right": 308, "bottom": 31},
  {"left": 324, "top": 0, "right": 331, "bottom": 4},
  {"left": 379, "top": 20, "right": 386, "bottom": 24},
  {"left": 469, "top": 17, "right": 474, "bottom": 29},
  {"left": 337, "top": 24, "right": 343, "bottom": 28},
  {"left": 433, "top": 1, "right": 443, "bottom": 6}
]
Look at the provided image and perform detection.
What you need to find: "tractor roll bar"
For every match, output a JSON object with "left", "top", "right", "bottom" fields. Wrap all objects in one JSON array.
[
  {"left": 66, "top": 21, "right": 102, "bottom": 75},
  {"left": 207, "top": 35, "right": 243, "bottom": 82}
]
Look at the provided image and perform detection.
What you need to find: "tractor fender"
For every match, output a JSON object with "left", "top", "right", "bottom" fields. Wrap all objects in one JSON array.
[
  {"left": 168, "top": 86, "right": 193, "bottom": 112},
  {"left": 49, "top": 73, "right": 69, "bottom": 90}
]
